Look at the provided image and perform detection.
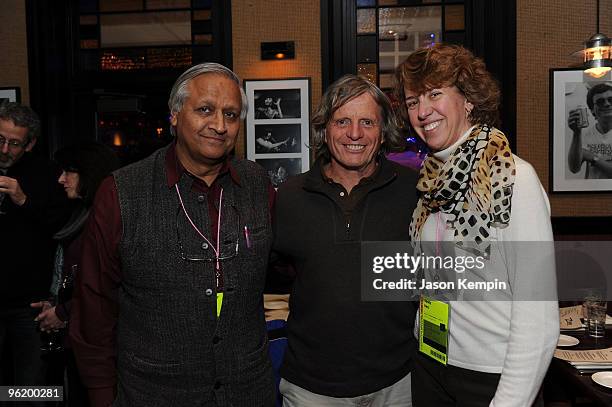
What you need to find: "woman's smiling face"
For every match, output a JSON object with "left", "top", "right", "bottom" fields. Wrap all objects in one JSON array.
[{"left": 404, "top": 85, "right": 474, "bottom": 152}]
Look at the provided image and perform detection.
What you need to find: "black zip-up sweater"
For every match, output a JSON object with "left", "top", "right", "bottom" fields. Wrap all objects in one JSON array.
[{"left": 273, "top": 157, "right": 419, "bottom": 397}]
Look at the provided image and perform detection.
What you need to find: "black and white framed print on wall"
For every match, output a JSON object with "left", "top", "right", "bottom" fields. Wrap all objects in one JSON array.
[
  {"left": 0, "top": 87, "right": 21, "bottom": 105},
  {"left": 550, "top": 68, "right": 612, "bottom": 192},
  {"left": 244, "top": 78, "right": 310, "bottom": 188}
]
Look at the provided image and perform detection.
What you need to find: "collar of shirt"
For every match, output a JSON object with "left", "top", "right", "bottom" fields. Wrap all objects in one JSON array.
[
  {"left": 164, "top": 141, "right": 241, "bottom": 192},
  {"left": 304, "top": 156, "right": 396, "bottom": 193},
  {"left": 300, "top": 157, "right": 395, "bottom": 218},
  {"left": 319, "top": 161, "right": 380, "bottom": 192}
]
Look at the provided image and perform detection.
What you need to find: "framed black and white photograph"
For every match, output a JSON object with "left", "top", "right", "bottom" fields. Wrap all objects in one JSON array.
[
  {"left": 549, "top": 68, "right": 612, "bottom": 192},
  {"left": 255, "top": 124, "right": 301, "bottom": 154},
  {"left": 255, "top": 158, "right": 302, "bottom": 188},
  {"left": 0, "top": 87, "right": 21, "bottom": 104},
  {"left": 245, "top": 78, "right": 310, "bottom": 187},
  {"left": 253, "top": 89, "right": 301, "bottom": 119}
]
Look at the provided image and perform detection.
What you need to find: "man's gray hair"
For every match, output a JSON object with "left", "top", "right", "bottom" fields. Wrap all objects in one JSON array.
[
  {"left": 168, "top": 63, "right": 247, "bottom": 136},
  {"left": 311, "top": 74, "right": 404, "bottom": 161},
  {"left": 0, "top": 102, "right": 41, "bottom": 143}
]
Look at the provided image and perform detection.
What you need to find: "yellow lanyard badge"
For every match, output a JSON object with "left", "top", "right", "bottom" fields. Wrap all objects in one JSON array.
[
  {"left": 216, "top": 292, "right": 224, "bottom": 318},
  {"left": 419, "top": 295, "right": 449, "bottom": 365}
]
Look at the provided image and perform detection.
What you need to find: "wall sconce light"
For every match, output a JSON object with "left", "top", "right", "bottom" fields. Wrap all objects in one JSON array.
[
  {"left": 581, "top": 0, "right": 611, "bottom": 78},
  {"left": 261, "top": 41, "right": 295, "bottom": 60}
]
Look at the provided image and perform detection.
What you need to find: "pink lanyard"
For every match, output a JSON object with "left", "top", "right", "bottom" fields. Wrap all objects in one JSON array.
[{"left": 175, "top": 184, "right": 223, "bottom": 272}]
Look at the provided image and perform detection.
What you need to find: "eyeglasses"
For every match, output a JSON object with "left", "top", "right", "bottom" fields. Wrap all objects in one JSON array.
[
  {"left": 594, "top": 96, "right": 612, "bottom": 108},
  {"left": 175, "top": 205, "right": 240, "bottom": 263},
  {"left": 0, "top": 135, "right": 28, "bottom": 149}
]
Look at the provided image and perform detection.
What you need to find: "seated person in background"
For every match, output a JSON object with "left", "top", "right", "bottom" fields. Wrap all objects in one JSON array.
[
  {"left": 568, "top": 83, "right": 612, "bottom": 178},
  {"left": 32, "top": 141, "right": 120, "bottom": 407}
]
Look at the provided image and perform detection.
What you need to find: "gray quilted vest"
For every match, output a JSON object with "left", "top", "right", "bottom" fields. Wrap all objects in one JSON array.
[{"left": 112, "top": 146, "right": 275, "bottom": 406}]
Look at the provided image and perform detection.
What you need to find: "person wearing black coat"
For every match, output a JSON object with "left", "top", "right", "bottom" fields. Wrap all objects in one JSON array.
[
  {"left": 0, "top": 102, "right": 72, "bottom": 395},
  {"left": 32, "top": 142, "right": 119, "bottom": 407}
]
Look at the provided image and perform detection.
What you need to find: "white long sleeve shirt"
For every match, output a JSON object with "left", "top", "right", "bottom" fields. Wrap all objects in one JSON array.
[{"left": 417, "top": 132, "right": 559, "bottom": 407}]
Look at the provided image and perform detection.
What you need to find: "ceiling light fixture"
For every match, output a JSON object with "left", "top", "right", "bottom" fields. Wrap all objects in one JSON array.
[{"left": 582, "top": 0, "right": 611, "bottom": 78}]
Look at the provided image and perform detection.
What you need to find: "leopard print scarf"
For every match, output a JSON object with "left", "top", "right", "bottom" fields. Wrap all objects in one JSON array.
[{"left": 409, "top": 124, "right": 515, "bottom": 257}]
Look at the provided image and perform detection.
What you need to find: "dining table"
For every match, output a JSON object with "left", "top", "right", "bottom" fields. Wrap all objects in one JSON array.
[{"left": 548, "top": 327, "right": 612, "bottom": 407}]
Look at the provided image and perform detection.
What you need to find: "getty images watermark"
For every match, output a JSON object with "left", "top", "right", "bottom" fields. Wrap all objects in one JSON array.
[
  {"left": 359, "top": 241, "right": 587, "bottom": 302},
  {"left": 371, "top": 252, "right": 501, "bottom": 291}
]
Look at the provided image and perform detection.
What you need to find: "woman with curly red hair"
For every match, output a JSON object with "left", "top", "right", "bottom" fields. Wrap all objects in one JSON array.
[{"left": 396, "top": 43, "right": 558, "bottom": 406}]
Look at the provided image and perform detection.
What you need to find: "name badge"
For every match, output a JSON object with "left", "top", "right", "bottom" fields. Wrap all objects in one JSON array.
[
  {"left": 419, "top": 295, "right": 449, "bottom": 365},
  {"left": 216, "top": 292, "right": 224, "bottom": 318}
]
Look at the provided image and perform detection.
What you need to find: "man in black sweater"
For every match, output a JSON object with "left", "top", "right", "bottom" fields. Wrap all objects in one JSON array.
[
  {"left": 273, "top": 75, "right": 418, "bottom": 406},
  {"left": 0, "top": 102, "right": 69, "bottom": 390}
]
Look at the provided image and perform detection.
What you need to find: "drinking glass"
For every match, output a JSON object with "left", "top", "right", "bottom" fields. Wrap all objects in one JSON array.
[{"left": 584, "top": 296, "right": 607, "bottom": 338}]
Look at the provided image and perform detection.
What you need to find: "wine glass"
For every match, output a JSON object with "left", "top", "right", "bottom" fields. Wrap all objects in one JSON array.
[{"left": 35, "top": 301, "right": 64, "bottom": 354}]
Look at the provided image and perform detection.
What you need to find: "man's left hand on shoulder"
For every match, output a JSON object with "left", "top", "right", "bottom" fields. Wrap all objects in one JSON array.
[{"left": 0, "top": 175, "right": 27, "bottom": 205}]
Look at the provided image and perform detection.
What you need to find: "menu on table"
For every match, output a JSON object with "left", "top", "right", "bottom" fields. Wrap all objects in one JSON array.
[
  {"left": 554, "top": 348, "right": 612, "bottom": 363},
  {"left": 559, "top": 305, "right": 584, "bottom": 330}
]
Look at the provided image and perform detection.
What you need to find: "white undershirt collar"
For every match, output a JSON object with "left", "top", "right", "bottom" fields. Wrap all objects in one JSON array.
[{"left": 432, "top": 125, "right": 476, "bottom": 163}]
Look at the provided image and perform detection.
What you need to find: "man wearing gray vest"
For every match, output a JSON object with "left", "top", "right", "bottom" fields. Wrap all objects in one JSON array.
[{"left": 70, "top": 64, "right": 275, "bottom": 407}]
